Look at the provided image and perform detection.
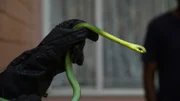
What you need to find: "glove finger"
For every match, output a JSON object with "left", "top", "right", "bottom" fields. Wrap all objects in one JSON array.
[
  {"left": 76, "top": 52, "right": 84, "bottom": 66},
  {"left": 38, "top": 28, "right": 74, "bottom": 46},
  {"left": 57, "top": 19, "right": 85, "bottom": 29},
  {"left": 86, "top": 29, "right": 99, "bottom": 41},
  {"left": 27, "top": 95, "right": 41, "bottom": 101},
  {"left": 15, "top": 94, "right": 41, "bottom": 101},
  {"left": 56, "top": 19, "right": 99, "bottom": 42},
  {"left": 40, "top": 19, "right": 99, "bottom": 46},
  {"left": 16, "top": 95, "right": 27, "bottom": 101},
  {"left": 71, "top": 40, "right": 85, "bottom": 65},
  {"left": 63, "top": 28, "right": 98, "bottom": 45},
  {"left": 51, "top": 28, "right": 88, "bottom": 49}
]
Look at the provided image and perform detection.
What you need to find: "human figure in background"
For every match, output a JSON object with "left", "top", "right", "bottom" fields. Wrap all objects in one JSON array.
[{"left": 142, "top": 0, "right": 180, "bottom": 101}]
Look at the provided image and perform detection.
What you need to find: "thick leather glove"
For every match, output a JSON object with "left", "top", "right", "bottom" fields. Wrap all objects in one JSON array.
[
  {"left": 0, "top": 19, "right": 98, "bottom": 99},
  {"left": 11, "top": 94, "right": 41, "bottom": 101}
]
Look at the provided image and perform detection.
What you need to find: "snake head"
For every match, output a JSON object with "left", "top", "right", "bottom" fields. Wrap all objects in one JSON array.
[{"left": 129, "top": 43, "right": 146, "bottom": 53}]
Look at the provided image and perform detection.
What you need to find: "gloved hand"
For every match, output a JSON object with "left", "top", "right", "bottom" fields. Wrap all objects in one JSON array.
[
  {"left": 11, "top": 94, "right": 41, "bottom": 101},
  {"left": 0, "top": 19, "right": 98, "bottom": 100}
]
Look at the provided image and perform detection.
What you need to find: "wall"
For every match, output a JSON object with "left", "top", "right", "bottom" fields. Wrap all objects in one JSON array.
[{"left": 0, "top": 0, "right": 42, "bottom": 72}]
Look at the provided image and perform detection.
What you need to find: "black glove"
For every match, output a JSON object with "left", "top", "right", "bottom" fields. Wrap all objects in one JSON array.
[
  {"left": 0, "top": 19, "right": 98, "bottom": 99},
  {"left": 11, "top": 94, "right": 41, "bottom": 101}
]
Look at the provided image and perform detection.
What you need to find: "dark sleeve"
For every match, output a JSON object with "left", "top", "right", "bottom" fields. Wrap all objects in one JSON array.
[{"left": 142, "top": 21, "right": 159, "bottom": 63}]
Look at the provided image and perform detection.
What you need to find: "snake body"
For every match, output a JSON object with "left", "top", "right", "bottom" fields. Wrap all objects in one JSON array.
[
  {"left": 65, "top": 52, "right": 81, "bottom": 101},
  {"left": 66, "top": 23, "right": 146, "bottom": 101}
]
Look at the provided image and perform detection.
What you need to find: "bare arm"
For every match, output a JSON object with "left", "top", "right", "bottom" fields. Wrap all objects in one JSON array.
[{"left": 143, "top": 62, "right": 157, "bottom": 101}]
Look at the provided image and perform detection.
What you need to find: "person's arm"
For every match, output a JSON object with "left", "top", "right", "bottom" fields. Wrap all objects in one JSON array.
[
  {"left": 143, "top": 62, "right": 157, "bottom": 101},
  {"left": 142, "top": 20, "right": 159, "bottom": 101}
]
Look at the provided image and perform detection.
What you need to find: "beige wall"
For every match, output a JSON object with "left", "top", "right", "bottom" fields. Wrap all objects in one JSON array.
[{"left": 0, "top": 0, "right": 42, "bottom": 71}]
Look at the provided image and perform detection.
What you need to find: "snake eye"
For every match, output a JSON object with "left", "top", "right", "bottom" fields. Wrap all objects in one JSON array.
[
  {"left": 136, "top": 46, "right": 146, "bottom": 53},
  {"left": 138, "top": 47, "right": 143, "bottom": 51}
]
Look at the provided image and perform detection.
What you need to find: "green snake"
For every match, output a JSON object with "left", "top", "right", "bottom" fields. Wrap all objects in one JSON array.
[
  {"left": 66, "top": 23, "right": 146, "bottom": 101},
  {"left": 0, "top": 23, "right": 146, "bottom": 101}
]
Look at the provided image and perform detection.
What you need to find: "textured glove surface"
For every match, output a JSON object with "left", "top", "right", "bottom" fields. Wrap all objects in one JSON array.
[{"left": 11, "top": 94, "right": 41, "bottom": 101}]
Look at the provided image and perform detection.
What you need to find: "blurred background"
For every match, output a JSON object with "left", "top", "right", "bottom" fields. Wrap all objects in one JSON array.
[{"left": 0, "top": 0, "right": 177, "bottom": 101}]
